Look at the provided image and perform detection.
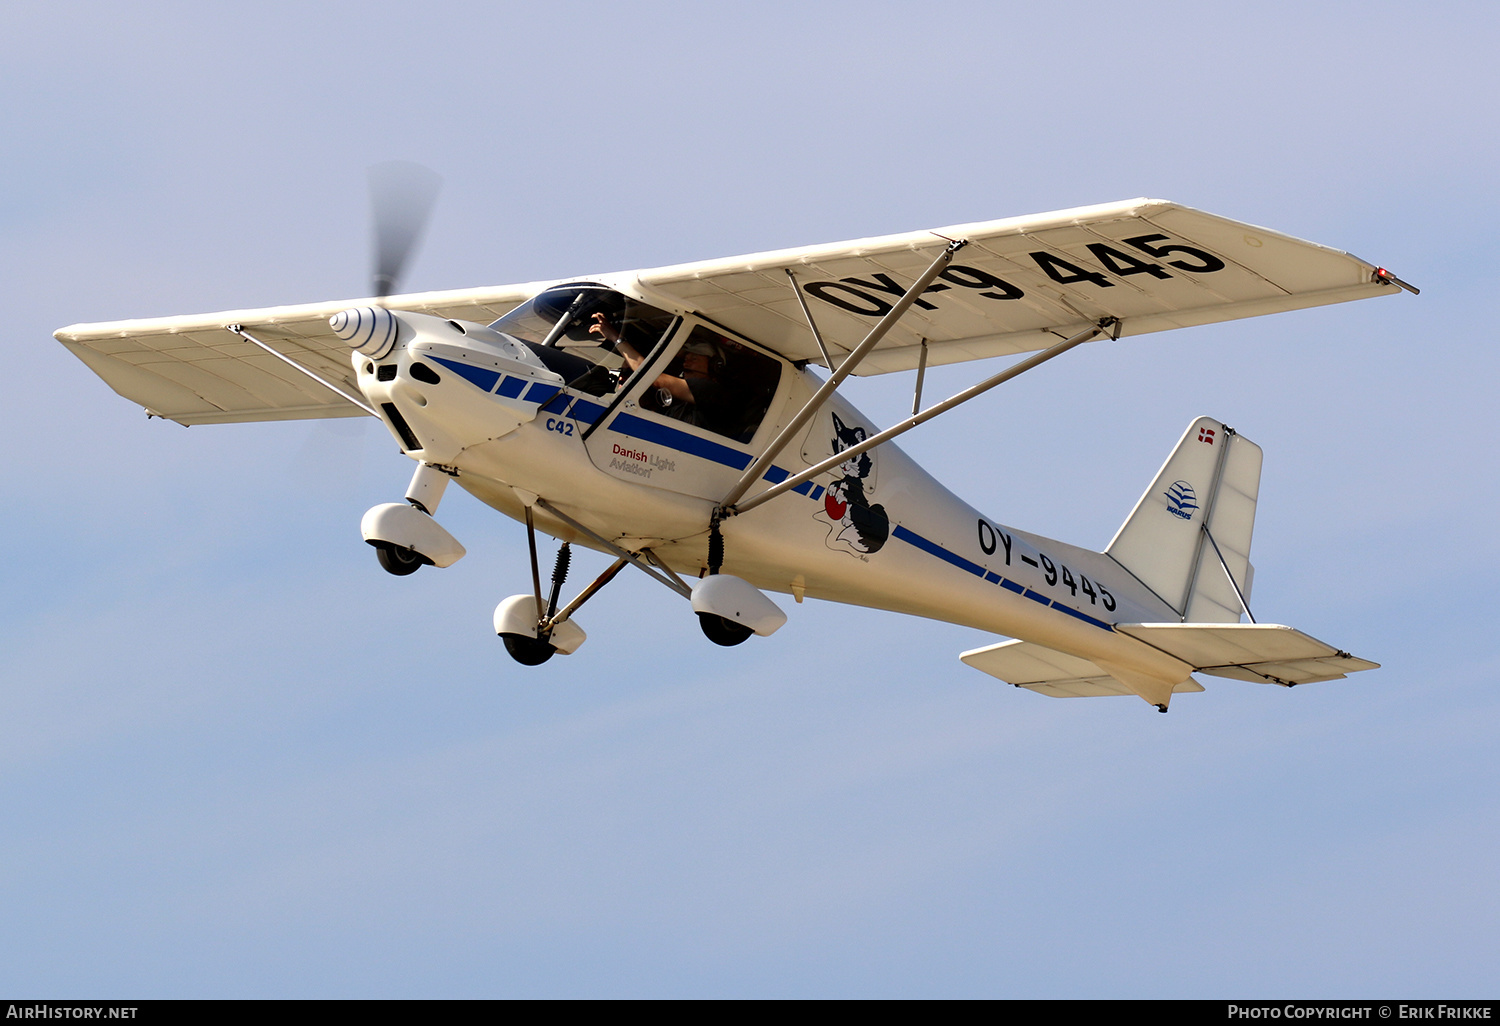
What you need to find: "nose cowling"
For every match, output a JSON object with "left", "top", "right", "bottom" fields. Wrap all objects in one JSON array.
[{"left": 330, "top": 306, "right": 398, "bottom": 358}]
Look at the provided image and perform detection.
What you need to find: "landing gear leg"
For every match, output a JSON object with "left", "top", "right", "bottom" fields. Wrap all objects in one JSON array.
[
  {"left": 500, "top": 527, "right": 574, "bottom": 667},
  {"left": 695, "top": 515, "right": 752, "bottom": 645},
  {"left": 519, "top": 498, "right": 782, "bottom": 653},
  {"left": 525, "top": 506, "right": 545, "bottom": 628}
]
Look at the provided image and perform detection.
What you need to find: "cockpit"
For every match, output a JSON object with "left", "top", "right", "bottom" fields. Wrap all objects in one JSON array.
[
  {"left": 488, "top": 283, "right": 669, "bottom": 396},
  {"left": 489, "top": 283, "right": 783, "bottom": 444}
]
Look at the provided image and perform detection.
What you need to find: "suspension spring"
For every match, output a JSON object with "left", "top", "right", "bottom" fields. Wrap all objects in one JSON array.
[
  {"left": 707, "top": 520, "right": 724, "bottom": 576},
  {"left": 547, "top": 543, "right": 571, "bottom": 619}
]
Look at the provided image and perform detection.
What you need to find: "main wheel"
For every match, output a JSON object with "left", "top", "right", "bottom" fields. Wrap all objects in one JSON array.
[
  {"left": 374, "top": 542, "right": 425, "bottom": 576},
  {"left": 502, "top": 633, "right": 557, "bottom": 666},
  {"left": 698, "top": 613, "right": 753, "bottom": 647}
]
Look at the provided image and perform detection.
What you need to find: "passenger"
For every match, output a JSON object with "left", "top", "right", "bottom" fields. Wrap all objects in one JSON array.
[{"left": 591, "top": 315, "right": 745, "bottom": 435}]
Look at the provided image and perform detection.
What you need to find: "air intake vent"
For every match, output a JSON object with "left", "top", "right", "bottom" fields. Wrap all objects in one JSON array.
[{"left": 380, "top": 403, "right": 422, "bottom": 452}]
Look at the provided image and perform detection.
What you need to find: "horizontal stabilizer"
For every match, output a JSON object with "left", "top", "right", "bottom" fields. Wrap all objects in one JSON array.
[
  {"left": 960, "top": 639, "right": 1204, "bottom": 700},
  {"left": 1114, "top": 623, "right": 1379, "bottom": 686}
]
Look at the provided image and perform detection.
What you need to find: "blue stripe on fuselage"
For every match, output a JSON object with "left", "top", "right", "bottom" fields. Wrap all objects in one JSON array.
[
  {"left": 569, "top": 398, "right": 608, "bottom": 424},
  {"left": 526, "top": 382, "right": 564, "bottom": 405},
  {"left": 609, "top": 413, "right": 753, "bottom": 471},
  {"left": 891, "top": 524, "right": 987, "bottom": 578},
  {"left": 891, "top": 524, "right": 1114, "bottom": 632},
  {"left": 428, "top": 356, "right": 500, "bottom": 393},
  {"left": 1053, "top": 603, "right": 1115, "bottom": 630}
]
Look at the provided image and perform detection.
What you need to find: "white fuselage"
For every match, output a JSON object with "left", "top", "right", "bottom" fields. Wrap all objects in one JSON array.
[{"left": 357, "top": 309, "right": 1189, "bottom": 683}]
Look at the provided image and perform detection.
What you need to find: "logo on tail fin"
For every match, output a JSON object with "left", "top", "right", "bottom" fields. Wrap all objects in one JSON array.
[{"left": 1164, "top": 480, "right": 1198, "bottom": 520}]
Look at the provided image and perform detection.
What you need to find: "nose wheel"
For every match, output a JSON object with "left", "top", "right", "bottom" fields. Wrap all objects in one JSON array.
[{"left": 362, "top": 477, "right": 465, "bottom": 576}]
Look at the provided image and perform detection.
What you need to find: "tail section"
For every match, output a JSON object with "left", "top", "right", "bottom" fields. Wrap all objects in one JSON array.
[
  {"left": 1106, "top": 417, "right": 1261, "bottom": 623},
  {"left": 960, "top": 418, "right": 1380, "bottom": 711}
]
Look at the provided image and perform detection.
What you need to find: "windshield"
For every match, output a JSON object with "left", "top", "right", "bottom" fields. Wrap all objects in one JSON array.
[{"left": 489, "top": 284, "right": 676, "bottom": 397}]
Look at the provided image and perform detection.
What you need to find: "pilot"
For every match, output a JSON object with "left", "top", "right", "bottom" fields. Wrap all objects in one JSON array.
[{"left": 591, "top": 314, "right": 742, "bottom": 435}]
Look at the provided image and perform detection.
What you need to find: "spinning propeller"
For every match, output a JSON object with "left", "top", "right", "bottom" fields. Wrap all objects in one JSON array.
[
  {"left": 332, "top": 161, "right": 442, "bottom": 358},
  {"left": 368, "top": 160, "right": 442, "bottom": 300}
]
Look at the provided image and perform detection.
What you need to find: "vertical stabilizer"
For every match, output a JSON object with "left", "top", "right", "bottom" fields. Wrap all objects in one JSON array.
[{"left": 1106, "top": 417, "right": 1262, "bottom": 622}]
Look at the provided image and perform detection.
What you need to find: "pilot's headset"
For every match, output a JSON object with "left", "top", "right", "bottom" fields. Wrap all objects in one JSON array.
[{"left": 681, "top": 337, "right": 727, "bottom": 376}]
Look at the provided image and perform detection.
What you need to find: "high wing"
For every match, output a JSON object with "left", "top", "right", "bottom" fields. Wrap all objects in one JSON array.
[
  {"left": 56, "top": 198, "right": 1404, "bottom": 425},
  {"left": 638, "top": 198, "right": 1403, "bottom": 374},
  {"left": 55, "top": 284, "right": 541, "bottom": 425}
]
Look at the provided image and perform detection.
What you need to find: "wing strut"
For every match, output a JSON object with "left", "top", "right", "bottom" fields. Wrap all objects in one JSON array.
[
  {"left": 227, "top": 324, "right": 375, "bottom": 416},
  {"left": 784, "top": 268, "right": 839, "bottom": 370},
  {"left": 911, "top": 338, "right": 929, "bottom": 415},
  {"left": 719, "top": 238, "right": 968, "bottom": 510},
  {"left": 729, "top": 317, "right": 1118, "bottom": 516}
]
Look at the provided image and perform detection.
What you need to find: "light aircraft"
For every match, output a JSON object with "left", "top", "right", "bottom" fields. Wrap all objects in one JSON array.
[{"left": 56, "top": 172, "right": 1418, "bottom": 711}]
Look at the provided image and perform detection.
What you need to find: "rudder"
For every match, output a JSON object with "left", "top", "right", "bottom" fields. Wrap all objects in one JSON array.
[{"left": 1105, "top": 417, "right": 1262, "bottom": 623}]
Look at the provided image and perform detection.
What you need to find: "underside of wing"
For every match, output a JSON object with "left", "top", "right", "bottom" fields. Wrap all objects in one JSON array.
[
  {"left": 55, "top": 283, "right": 539, "bottom": 425},
  {"left": 638, "top": 198, "right": 1405, "bottom": 374}
]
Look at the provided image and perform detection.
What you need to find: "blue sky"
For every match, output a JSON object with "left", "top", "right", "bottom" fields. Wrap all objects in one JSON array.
[{"left": 2, "top": 0, "right": 1496, "bottom": 997}]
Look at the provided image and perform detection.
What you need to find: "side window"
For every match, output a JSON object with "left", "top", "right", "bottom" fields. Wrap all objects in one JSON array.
[{"left": 637, "top": 326, "right": 783, "bottom": 443}]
